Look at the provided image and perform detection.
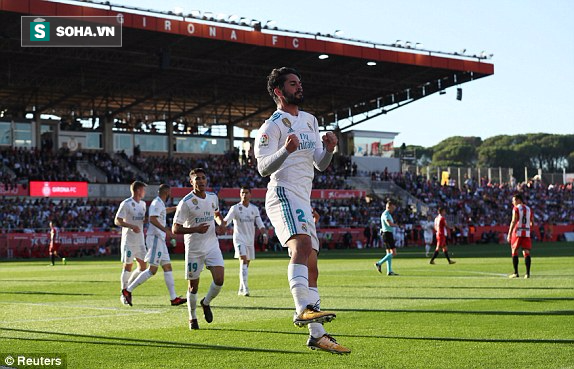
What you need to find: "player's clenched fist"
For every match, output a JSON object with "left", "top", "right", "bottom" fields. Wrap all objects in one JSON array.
[
  {"left": 285, "top": 134, "right": 299, "bottom": 153},
  {"left": 322, "top": 131, "right": 338, "bottom": 152},
  {"left": 194, "top": 223, "right": 210, "bottom": 234}
]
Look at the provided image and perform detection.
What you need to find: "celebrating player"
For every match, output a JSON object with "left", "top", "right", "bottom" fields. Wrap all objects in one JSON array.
[
  {"left": 122, "top": 184, "right": 187, "bottom": 306},
  {"left": 115, "top": 181, "right": 148, "bottom": 306},
  {"left": 222, "top": 186, "right": 267, "bottom": 296},
  {"left": 375, "top": 200, "right": 399, "bottom": 275},
  {"left": 254, "top": 67, "right": 350, "bottom": 354},
  {"left": 430, "top": 207, "right": 456, "bottom": 265},
  {"left": 172, "top": 168, "right": 226, "bottom": 330},
  {"left": 507, "top": 194, "right": 534, "bottom": 278}
]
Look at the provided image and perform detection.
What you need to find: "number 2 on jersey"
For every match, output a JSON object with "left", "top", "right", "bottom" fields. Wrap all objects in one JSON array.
[{"left": 296, "top": 209, "right": 307, "bottom": 223}]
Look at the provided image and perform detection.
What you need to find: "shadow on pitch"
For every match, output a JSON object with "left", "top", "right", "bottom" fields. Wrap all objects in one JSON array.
[
  {"left": 216, "top": 305, "right": 574, "bottom": 317},
  {"left": 0, "top": 279, "right": 114, "bottom": 284},
  {"left": 0, "top": 291, "right": 96, "bottom": 296},
  {"left": 208, "top": 327, "right": 574, "bottom": 345},
  {"left": 320, "top": 295, "right": 574, "bottom": 302},
  {"left": 346, "top": 285, "right": 574, "bottom": 290},
  {"left": 0, "top": 327, "right": 304, "bottom": 354}
]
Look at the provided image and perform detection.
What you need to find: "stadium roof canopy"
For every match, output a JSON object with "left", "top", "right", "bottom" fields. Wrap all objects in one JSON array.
[{"left": 0, "top": 0, "right": 494, "bottom": 132}]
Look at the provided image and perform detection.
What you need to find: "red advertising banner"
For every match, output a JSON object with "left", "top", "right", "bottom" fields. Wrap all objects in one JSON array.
[
  {"left": 0, "top": 184, "right": 28, "bottom": 196},
  {"left": 2, "top": 231, "right": 121, "bottom": 258},
  {"left": 170, "top": 187, "right": 366, "bottom": 200},
  {"left": 29, "top": 181, "right": 88, "bottom": 197}
]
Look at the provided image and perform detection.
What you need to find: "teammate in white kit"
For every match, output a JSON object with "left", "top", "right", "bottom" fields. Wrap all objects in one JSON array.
[
  {"left": 254, "top": 67, "right": 350, "bottom": 354},
  {"left": 223, "top": 186, "right": 267, "bottom": 296},
  {"left": 115, "top": 181, "right": 147, "bottom": 306},
  {"left": 172, "top": 168, "right": 226, "bottom": 330},
  {"left": 122, "top": 184, "right": 187, "bottom": 306}
]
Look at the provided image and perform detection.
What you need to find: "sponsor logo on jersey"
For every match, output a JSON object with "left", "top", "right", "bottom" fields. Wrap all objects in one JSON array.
[
  {"left": 307, "top": 121, "right": 313, "bottom": 131},
  {"left": 282, "top": 118, "right": 294, "bottom": 133},
  {"left": 259, "top": 133, "right": 269, "bottom": 147}
]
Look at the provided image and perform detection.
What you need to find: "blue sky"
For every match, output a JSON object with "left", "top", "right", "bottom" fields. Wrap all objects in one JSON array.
[{"left": 109, "top": 0, "right": 574, "bottom": 147}]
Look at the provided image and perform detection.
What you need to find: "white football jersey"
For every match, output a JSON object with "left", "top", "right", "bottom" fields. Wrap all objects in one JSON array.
[
  {"left": 116, "top": 197, "right": 146, "bottom": 246},
  {"left": 173, "top": 191, "right": 220, "bottom": 254},
  {"left": 147, "top": 196, "right": 167, "bottom": 240},
  {"left": 224, "top": 202, "right": 264, "bottom": 247},
  {"left": 255, "top": 109, "right": 322, "bottom": 199}
]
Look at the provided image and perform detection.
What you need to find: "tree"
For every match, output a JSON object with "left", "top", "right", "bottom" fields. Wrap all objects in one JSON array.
[{"left": 431, "top": 136, "right": 481, "bottom": 167}]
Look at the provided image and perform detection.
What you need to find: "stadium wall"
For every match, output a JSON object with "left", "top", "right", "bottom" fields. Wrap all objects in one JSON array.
[{"left": 2, "top": 225, "right": 573, "bottom": 259}]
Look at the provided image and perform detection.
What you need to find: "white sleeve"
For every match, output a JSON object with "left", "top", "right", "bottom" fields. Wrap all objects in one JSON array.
[
  {"left": 173, "top": 201, "right": 189, "bottom": 226},
  {"left": 223, "top": 205, "right": 235, "bottom": 225},
  {"left": 115, "top": 201, "right": 127, "bottom": 220},
  {"left": 149, "top": 201, "right": 161, "bottom": 217},
  {"left": 312, "top": 118, "right": 333, "bottom": 171},
  {"left": 255, "top": 121, "right": 289, "bottom": 177}
]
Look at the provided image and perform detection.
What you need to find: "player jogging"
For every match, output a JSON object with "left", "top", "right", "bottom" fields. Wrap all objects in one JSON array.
[
  {"left": 254, "top": 67, "right": 350, "bottom": 354},
  {"left": 375, "top": 200, "right": 399, "bottom": 275},
  {"left": 122, "top": 184, "right": 187, "bottom": 306},
  {"left": 48, "top": 220, "right": 65, "bottom": 266},
  {"left": 115, "top": 181, "right": 148, "bottom": 306},
  {"left": 507, "top": 194, "right": 534, "bottom": 279},
  {"left": 172, "top": 168, "right": 226, "bottom": 330},
  {"left": 430, "top": 207, "right": 456, "bottom": 265},
  {"left": 222, "top": 186, "right": 267, "bottom": 297}
]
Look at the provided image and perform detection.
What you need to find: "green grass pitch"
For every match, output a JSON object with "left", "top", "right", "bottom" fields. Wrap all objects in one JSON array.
[{"left": 1, "top": 243, "right": 573, "bottom": 368}]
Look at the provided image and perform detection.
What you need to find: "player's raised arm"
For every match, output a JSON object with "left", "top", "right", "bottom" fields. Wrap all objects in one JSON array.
[{"left": 313, "top": 125, "right": 337, "bottom": 171}]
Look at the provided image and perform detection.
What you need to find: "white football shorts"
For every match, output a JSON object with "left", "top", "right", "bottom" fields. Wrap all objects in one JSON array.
[
  {"left": 185, "top": 246, "right": 224, "bottom": 280},
  {"left": 265, "top": 186, "right": 319, "bottom": 251}
]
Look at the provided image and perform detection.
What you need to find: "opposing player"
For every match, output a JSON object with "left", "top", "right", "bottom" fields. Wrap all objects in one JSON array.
[
  {"left": 429, "top": 207, "right": 456, "bottom": 265},
  {"left": 375, "top": 200, "right": 399, "bottom": 275},
  {"left": 48, "top": 220, "right": 64, "bottom": 266},
  {"left": 122, "top": 184, "right": 187, "bottom": 306},
  {"left": 172, "top": 168, "right": 226, "bottom": 330},
  {"left": 222, "top": 186, "right": 267, "bottom": 296},
  {"left": 507, "top": 194, "right": 534, "bottom": 278},
  {"left": 115, "top": 181, "right": 147, "bottom": 306},
  {"left": 255, "top": 67, "right": 350, "bottom": 354}
]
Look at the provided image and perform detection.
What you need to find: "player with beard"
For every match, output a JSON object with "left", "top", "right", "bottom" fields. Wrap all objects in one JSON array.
[{"left": 254, "top": 67, "right": 350, "bottom": 354}]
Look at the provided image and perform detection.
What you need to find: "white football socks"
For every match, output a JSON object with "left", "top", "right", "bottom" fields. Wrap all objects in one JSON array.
[
  {"left": 288, "top": 263, "right": 309, "bottom": 315},
  {"left": 203, "top": 281, "right": 222, "bottom": 305},
  {"left": 127, "top": 268, "right": 142, "bottom": 286},
  {"left": 187, "top": 290, "right": 197, "bottom": 320},
  {"left": 164, "top": 271, "right": 177, "bottom": 300},
  {"left": 121, "top": 270, "right": 130, "bottom": 289},
  {"left": 240, "top": 264, "right": 249, "bottom": 291},
  {"left": 127, "top": 269, "right": 153, "bottom": 292},
  {"left": 308, "top": 286, "right": 327, "bottom": 338}
]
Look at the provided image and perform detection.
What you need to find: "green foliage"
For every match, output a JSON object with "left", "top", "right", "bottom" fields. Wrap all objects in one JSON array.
[
  {"left": 1, "top": 246, "right": 573, "bottom": 368},
  {"left": 409, "top": 134, "right": 574, "bottom": 173},
  {"left": 431, "top": 136, "right": 481, "bottom": 167}
]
